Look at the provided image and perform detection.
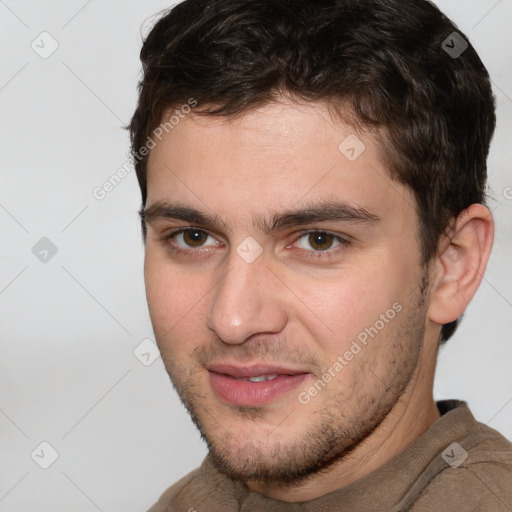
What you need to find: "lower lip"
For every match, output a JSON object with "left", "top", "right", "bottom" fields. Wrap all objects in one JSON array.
[{"left": 208, "top": 371, "right": 309, "bottom": 407}]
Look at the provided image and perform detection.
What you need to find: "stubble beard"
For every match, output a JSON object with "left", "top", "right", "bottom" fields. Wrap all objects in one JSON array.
[{"left": 160, "top": 273, "right": 430, "bottom": 488}]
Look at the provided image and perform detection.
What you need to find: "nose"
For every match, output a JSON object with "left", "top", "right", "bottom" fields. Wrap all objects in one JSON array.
[{"left": 205, "top": 246, "right": 288, "bottom": 345}]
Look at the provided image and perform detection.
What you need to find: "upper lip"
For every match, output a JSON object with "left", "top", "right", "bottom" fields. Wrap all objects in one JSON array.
[{"left": 207, "top": 363, "right": 309, "bottom": 379}]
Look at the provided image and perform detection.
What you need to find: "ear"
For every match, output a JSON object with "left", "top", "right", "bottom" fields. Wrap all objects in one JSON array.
[{"left": 428, "top": 204, "right": 494, "bottom": 326}]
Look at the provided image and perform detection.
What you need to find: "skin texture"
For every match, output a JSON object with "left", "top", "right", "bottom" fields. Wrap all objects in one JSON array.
[{"left": 142, "top": 99, "right": 494, "bottom": 502}]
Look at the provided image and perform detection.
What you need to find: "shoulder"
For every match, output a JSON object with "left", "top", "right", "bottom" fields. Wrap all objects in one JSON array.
[
  {"left": 146, "top": 456, "right": 244, "bottom": 512},
  {"left": 411, "top": 421, "right": 512, "bottom": 511},
  {"left": 146, "top": 465, "right": 203, "bottom": 512}
]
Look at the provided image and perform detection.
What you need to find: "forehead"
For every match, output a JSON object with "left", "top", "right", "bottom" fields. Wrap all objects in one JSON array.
[{"left": 145, "top": 100, "right": 416, "bottom": 230}]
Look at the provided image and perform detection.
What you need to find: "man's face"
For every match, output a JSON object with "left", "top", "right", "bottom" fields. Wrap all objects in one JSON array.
[{"left": 143, "top": 100, "right": 431, "bottom": 486}]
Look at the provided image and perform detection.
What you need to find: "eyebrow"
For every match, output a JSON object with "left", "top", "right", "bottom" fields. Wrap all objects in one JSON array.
[{"left": 140, "top": 199, "right": 380, "bottom": 234}]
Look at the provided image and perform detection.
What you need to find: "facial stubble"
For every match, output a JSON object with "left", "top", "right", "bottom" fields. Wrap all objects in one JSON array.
[{"left": 159, "top": 272, "right": 430, "bottom": 488}]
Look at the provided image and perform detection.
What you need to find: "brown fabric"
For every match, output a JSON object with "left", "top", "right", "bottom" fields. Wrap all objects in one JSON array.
[{"left": 148, "top": 400, "right": 512, "bottom": 511}]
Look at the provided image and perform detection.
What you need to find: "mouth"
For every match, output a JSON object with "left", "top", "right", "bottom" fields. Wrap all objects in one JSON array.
[{"left": 207, "top": 363, "right": 311, "bottom": 407}]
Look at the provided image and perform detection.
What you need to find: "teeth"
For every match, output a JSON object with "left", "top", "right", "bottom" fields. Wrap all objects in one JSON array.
[{"left": 246, "top": 374, "right": 278, "bottom": 383}]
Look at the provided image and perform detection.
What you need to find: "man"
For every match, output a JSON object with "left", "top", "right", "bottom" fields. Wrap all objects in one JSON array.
[{"left": 129, "top": 0, "right": 512, "bottom": 509}]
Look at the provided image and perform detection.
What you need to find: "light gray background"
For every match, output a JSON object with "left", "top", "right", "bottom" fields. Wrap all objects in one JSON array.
[{"left": 0, "top": 0, "right": 510, "bottom": 510}]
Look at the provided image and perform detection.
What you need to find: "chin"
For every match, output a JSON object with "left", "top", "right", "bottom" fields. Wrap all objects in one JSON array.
[{"left": 197, "top": 413, "right": 363, "bottom": 487}]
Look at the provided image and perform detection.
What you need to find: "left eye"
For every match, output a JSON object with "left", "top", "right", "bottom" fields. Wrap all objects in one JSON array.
[
  {"left": 295, "top": 231, "right": 343, "bottom": 251},
  {"left": 172, "top": 229, "right": 218, "bottom": 248}
]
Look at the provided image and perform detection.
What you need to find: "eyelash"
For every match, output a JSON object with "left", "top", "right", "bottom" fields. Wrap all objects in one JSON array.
[{"left": 159, "top": 228, "right": 350, "bottom": 260}]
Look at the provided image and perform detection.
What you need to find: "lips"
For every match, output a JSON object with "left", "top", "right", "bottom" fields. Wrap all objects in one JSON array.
[{"left": 207, "top": 363, "right": 310, "bottom": 407}]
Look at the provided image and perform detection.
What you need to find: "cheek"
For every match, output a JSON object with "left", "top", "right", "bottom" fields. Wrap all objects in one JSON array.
[
  {"left": 143, "top": 249, "right": 208, "bottom": 343},
  {"left": 297, "top": 264, "right": 399, "bottom": 347}
]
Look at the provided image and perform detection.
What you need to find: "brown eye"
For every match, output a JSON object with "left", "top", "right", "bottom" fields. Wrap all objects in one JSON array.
[
  {"left": 181, "top": 229, "right": 209, "bottom": 247},
  {"left": 293, "top": 230, "right": 348, "bottom": 258},
  {"left": 307, "top": 232, "right": 336, "bottom": 251},
  {"left": 161, "top": 227, "right": 221, "bottom": 256}
]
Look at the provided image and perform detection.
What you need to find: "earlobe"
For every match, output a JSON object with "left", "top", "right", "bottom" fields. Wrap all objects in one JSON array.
[{"left": 428, "top": 204, "right": 494, "bottom": 326}]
